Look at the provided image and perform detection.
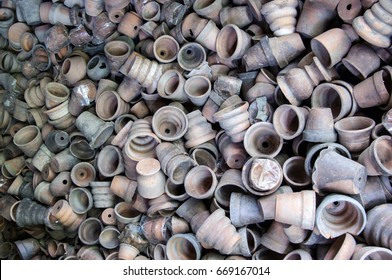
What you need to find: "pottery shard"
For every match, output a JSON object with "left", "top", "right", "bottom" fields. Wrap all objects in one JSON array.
[{"left": 249, "top": 158, "right": 281, "bottom": 191}]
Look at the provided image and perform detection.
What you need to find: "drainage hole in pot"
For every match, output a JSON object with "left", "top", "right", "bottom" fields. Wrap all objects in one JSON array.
[
  {"left": 332, "top": 201, "right": 340, "bottom": 207},
  {"left": 165, "top": 128, "right": 170, "bottom": 134},
  {"left": 346, "top": 4, "right": 352, "bottom": 10},
  {"left": 63, "top": 180, "right": 67, "bottom": 184},
  {"left": 160, "top": 51, "right": 166, "bottom": 57},
  {"left": 100, "top": 63, "right": 107, "bottom": 69},
  {"left": 262, "top": 142, "right": 269, "bottom": 148}
]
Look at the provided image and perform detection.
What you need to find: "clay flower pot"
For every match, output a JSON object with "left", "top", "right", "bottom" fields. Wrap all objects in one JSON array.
[
  {"left": 13, "top": 125, "right": 42, "bottom": 158},
  {"left": 90, "top": 181, "right": 116, "bottom": 208},
  {"left": 260, "top": 221, "right": 292, "bottom": 254},
  {"left": 104, "top": 40, "right": 132, "bottom": 73},
  {"left": 184, "top": 166, "right": 217, "bottom": 200},
  {"left": 14, "top": 198, "right": 49, "bottom": 228},
  {"left": 342, "top": 43, "right": 381, "bottom": 79},
  {"left": 242, "top": 157, "right": 283, "bottom": 196},
  {"left": 157, "top": 70, "right": 188, "bottom": 103},
  {"left": 193, "top": 0, "right": 223, "bottom": 24},
  {"left": 353, "top": 176, "right": 392, "bottom": 210},
  {"left": 244, "top": 122, "right": 283, "bottom": 158},
  {"left": 229, "top": 192, "right": 264, "bottom": 227},
  {"left": 261, "top": 0, "right": 299, "bottom": 36},
  {"left": 97, "top": 145, "right": 124, "bottom": 177},
  {"left": 213, "top": 96, "right": 250, "bottom": 143},
  {"left": 177, "top": 42, "right": 206, "bottom": 71},
  {"left": 114, "top": 201, "right": 141, "bottom": 224},
  {"left": 196, "top": 209, "right": 241, "bottom": 255},
  {"left": 95, "top": 90, "right": 130, "bottom": 121},
  {"left": 353, "top": 0, "right": 392, "bottom": 48},
  {"left": 165, "top": 179, "right": 189, "bottom": 202},
  {"left": 166, "top": 233, "right": 202, "bottom": 260},
  {"left": 334, "top": 116, "right": 375, "bottom": 153},
  {"left": 315, "top": 194, "right": 367, "bottom": 239},
  {"left": 275, "top": 190, "right": 316, "bottom": 230},
  {"left": 273, "top": 104, "right": 309, "bottom": 141},
  {"left": 52, "top": 199, "right": 86, "bottom": 235},
  {"left": 283, "top": 156, "right": 311, "bottom": 188},
  {"left": 14, "top": 238, "right": 41, "bottom": 260},
  {"left": 358, "top": 136, "right": 392, "bottom": 176},
  {"left": 61, "top": 56, "right": 87, "bottom": 85},
  {"left": 153, "top": 35, "right": 179, "bottom": 63},
  {"left": 44, "top": 130, "right": 69, "bottom": 153},
  {"left": 215, "top": 130, "right": 247, "bottom": 169},
  {"left": 69, "top": 187, "right": 94, "bottom": 214},
  {"left": 99, "top": 226, "right": 120, "bottom": 249},
  {"left": 216, "top": 24, "right": 251, "bottom": 61},
  {"left": 184, "top": 75, "right": 212, "bottom": 107},
  {"left": 49, "top": 172, "right": 72, "bottom": 197},
  {"left": 136, "top": 158, "right": 166, "bottom": 199},
  {"left": 303, "top": 107, "right": 337, "bottom": 143},
  {"left": 363, "top": 203, "right": 392, "bottom": 250},
  {"left": 284, "top": 249, "right": 313, "bottom": 260},
  {"left": 184, "top": 110, "right": 216, "bottom": 148},
  {"left": 311, "top": 26, "right": 357, "bottom": 68},
  {"left": 353, "top": 67, "right": 392, "bottom": 108},
  {"left": 118, "top": 12, "right": 143, "bottom": 39},
  {"left": 323, "top": 233, "right": 356, "bottom": 260},
  {"left": 44, "top": 82, "right": 70, "bottom": 109},
  {"left": 78, "top": 217, "right": 103, "bottom": 245},
  {"left": 110, "top": 175, "right": 137, "bottom": 203},
  {"left": 152, "top": 105, "right": 188, "bottom": 141},
  {"left": 352, "top": 246, "right": 392, "bottom": 260},
  {"left": 220, "top": 6, "right": 253, "bottom": 28},
  {"left": 86, "top": 54, "right": 110, "bottom": 81},
  {"left": 156, "top": 142, "right": 196, "bottom": 185},
  {"left": 194, "top": 20, "right": 220, "bottom": 52},
  {"left": 75, "top": 111, "right": 114, "bottom": 149},
  {"left": 312, "top": 148, "right": 367, "bottom": 195}
]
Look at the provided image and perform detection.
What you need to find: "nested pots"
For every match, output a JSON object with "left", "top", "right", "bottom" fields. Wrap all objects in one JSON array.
[{"left": 152, "top": 105, "right": 188, "bottom": 142}]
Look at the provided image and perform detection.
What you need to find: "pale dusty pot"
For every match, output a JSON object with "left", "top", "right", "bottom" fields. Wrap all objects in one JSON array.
[
  {"left": 184, "top": 110, "right": 216, "bottom": 148},
  {"left": 12, "top": 125, "right": 42, "bottom": 158},
  {"left": 51, "top": 199, "right": 86, "bottom": 235},
  {"left": 166, "top": 233, "right": 202, "bottom": 260},
  {"left": 78, "top": 217, "right": 103, "bottom": 245},
  {"left": 110, "top": 175, "right": 137, "bottom": 203},
  {"left": 357, "top": 136, "right": 392, "bottom": 176},
  {"left": 136, "top": 158, "right": 166, "bottom": 199},
  {"left": 215, "top": 130, "right": 247, "bottom": 169},
  {"left": 260, "top": 221, "right": 292, "bottom": 254},
  {"left": 69, "top": 187, "right": 94, "bottom": 214},
  {"left": 90, "top": 181, "right": 116, "bottom": 208},
  {"left": 363, "top": 203, "right": 392, "bottom": 250},
  {"left": 323, "top": 233, "right": 356, "bottom": 260},
  {"left": 152, "top": 105, "right": 188, "bottom": 142},
  {"left": 114, "top": 201, "right": 141, "bottom": 224},
  {"left": 261, "top": 0, "right": 299, "bottom": 36},
  {"left": 49, "top": 172, "right": 72, "bottom": 197},
  {"left": 229, "top": 192, "right": 264, "bottom": 227},
  {"left": 97, "top": 145, "right": 124, "bottom": 177},
  {"left": 184, "top": 166, "right": 217, "bottom": 200}
]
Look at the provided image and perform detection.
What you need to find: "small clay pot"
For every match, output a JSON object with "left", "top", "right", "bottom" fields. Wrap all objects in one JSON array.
[
  {"left": 13, "top": 125, "right": 42, "bottom": 158},
  {"left": 78, "top": 217, "right": 103, "bottom": 245},
  {"left": 166, "top": 233, "right": 202, "bottom": 260},
  {"left": 136, "top": 158, "right": 166, "bottom": 199},
  {"left": 152, "top": 105, "right": 188, "bottom": 142}
]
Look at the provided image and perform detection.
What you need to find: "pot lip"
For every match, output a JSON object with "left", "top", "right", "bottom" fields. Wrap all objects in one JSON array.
[
  {"left": 213, "top": 101, "right": 249, "bottom": 121},
  {"left": 184, "top": 165, "right": 217, "bottom": 199},
  {"left": 166, "top": 233, "right": 202, "bottom": 260},
  {"left": 69, "top": 187, "right": 93, "bottom": 214},
  {"left": 152, "top": 106, "right": 188, "bottom": 141},
  {"left": 282, "top": 155, "right": 311, "bottom": 187},
  {"left": 334, "top": 116, "right": 376, "bottom": 133},
  {"left": 373, "top": 135, "right": 392, "bottom": 174}
]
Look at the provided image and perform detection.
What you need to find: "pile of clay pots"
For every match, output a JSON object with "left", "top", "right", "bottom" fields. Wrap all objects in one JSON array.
[{"left": 1, "top": 0, "right": 392, "bottom": 261}]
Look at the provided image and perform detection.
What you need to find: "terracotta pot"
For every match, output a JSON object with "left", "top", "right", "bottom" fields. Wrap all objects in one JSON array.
[
  {"left": 342, "top": 43, "right": 381, "bottom": 79},
  {"left": 68, "top": 79, "right": 97, "bottom": 117},
  {"left": 277, "top": 56, "right": 338, "bottom": 106},
  {"left": 358, "top": 136, "right": 392, "bottom": 176},
  {"left": 69, "top": 138, "right": 96, "bottom": 161},
  {"left": 90, "top": 181, "right": 116, "bottom": 208},
  {"left": 352, "top": 245, "right": 392, "bottom": 260},
  {"left": 99, "top": 226, "right": 120, "bottom": 249},
  {"left": 282, "top": 156, "right": 311, "bottom": 188},
  {"left": 311, "top": 26, "right": 357, "bottom": 68},
  {"left": 34, "top": 181, "right": 57, "bottom": 206},
  {"left": 363, "top": 203, "right": 392, "bottom": 250},
  {"left": 118, "top": 12, "right": 143, "bottom": 39},
  {"left": 190, "top": 148, "right": 217, "bottom": 173},
  {"left": 353, "top": 176, "right": 392, "bottom": 210},
  {"left": 296, "top": 0, "right": 339, "bottom": 38},
  {"left": 8, "top": 22, "right": 30, "bottom": 51},
  {"left": 315, "top": 194, "right": 367, "bottom": 239},
  {"left": 184, "top": 75, "right": 212, "bottom": 107},
  {"left": 184, "top": 166, "right": 217, "bottom": 200},
  {"left": 302, "top": 108, "right": 337, "bottom": 143},
  {"left": 273, "top": 105, "right": 308, "bottom": 141},
  {"left": 323, "top": 233, "right": 356, "bottom": 260},
  {"left": 14, "top": 238, "right": 41, "bottom": 260},
  {"left": 195, "top": 19, "right": 220, "bottom": 52},
  {"left": 123, "top": 119, "right": 160, "bottom": 161},
  {"left": 86, "top": 54, "right": 110, "bottom": 81},
  {"left": 283, "top": 224, "right": 308, "bottom": 244},
  {"left": 118, "top": 243, "right": 139, "bottom": 260},
  {"left": 260, "top": 221, "right": 292, "bottom": 254},
  {"left": 181, "top": 12, "right": 208, "bottom": 40},
  {"left": 196, "top": 208, "right": 241, "bottom": 255},
  {"left": 152, "top": 105, "right": 188, "bottom": 142},
  {"left": 141, "top": 1, "right": 161, "bottom": 21},
  {"left": 117, "top": 77, "right": 141, "bottom": 103},
  {"left": 100, "top": 208, "right": 117, "bottom": 226},
  {"left": 156, "top": 142, "right": 196, "bottom": 185},
  {"left": 242, "top": 157, "right": 283, "bottom": 196},
  {"left": 61, "top": 56, "right": 87, "bottom": 85},
  {"left": 161, "top": 1, "right": 187, "bottom": 27},
  {"left": 141, "top": 216, "right": 170, "bottom": 243},
  {"left": 164, "top": 179, "right": 189, "bottom": 202},
  {"left": 136, "top": 158, "right": 166, "bottom": 199},
  {"left": 77, "top": 245, "right": 104, "bottom": 260},
  {"left": 166, "top": 233, "right": 202, "bottom": 260},
  {"left": 49, "top": 148, "right": 80, "bottom": 173},
  {"left": 353, "top": 67, "right": 392, "bottom": 108},
  {"left": 184, "top": 110, "right": 216, "bottom": 148},
  {"left": 0, "top": 7, "right": 14, "bottom": 39},
  {"left": 12, "top": 125, "right": 42, "bottom": 158},
  {"left": 193, "top": 0, "right": 223, "bottom": 23},
  {"left": 2, "top": 156, "right": 25, "bottom": 179},
  {"left": 215, "top": 130, "right": 247, "bottom": 169},
  {"left": 334, "top": 116, "right": 375, "bottom": 154},
  {"left": 104, "top": 40, "right": 131, "bottom": 74},
  {"left": 147, "top": 194, "right": 179, "bottom": 217},
  {"left": 43, "top": 130, "right": 69, "bottom": 154},
  {"left": 97, "top": 145, "right": 124, "bottom": 178},
  {"left": 353, "top": 0, "right": 392, "bottom": 48},
  {"left": 75, "top": 111, "right": 114, "bottom": 149},
  {"left": 120, "top": 52, "right": 163, "bottom": 94},
  {"left": 175, "top": 197, "right": 207, "bottom": 223},
  {"left": 110, "top": 175, "right": 137, "bottom": 203},
  {"left": 235, "top": 226, "right": 262, "bottom": 257},
  {"left": 14, "top": 198, "right": 49, "bottom": 228},
  {"left": 261, "top": 0, "right": 298, "bottom": 36},
  {"left": 216, "top": 24, "right": 251, "bottom": 62},
  {"left": 284, "top": 249, "right": 313, "bottom": 260},
  {"left": 44, "top": 82, "right": 70, "bottom": 110},
  {"left": 153, "top": 244, "right": 167, "bottom": 260},
  {"left": 213, "top": 96, "right": 250, "bottom": 143},
  {"left": 152, "top": 35, "right": 179, "bottom": 63},
  {"left": 177, "top": 42, "right": 206, "bottom": 71},
  {"left": 275, "top": 190, "right": 316, "bottom": 230},
  {"left": 78, "top": 217, "right": 103, "bottom": 245},
  {"left": 157, "top": 70, "right": 187, "bottom": 103},
  {"left": 229, "top": 192, "right": 264, "bottom": 227},
  {"left": 49, "top": 171, "right": 72, "bottom": 197},
  {"left": 114, "top": 201, "right": 141, "bottom": 224},
  {"left": 244, "top": 122, "right": 283, "bottom": 158},
  {"left": 220, "top": 6, "right": 253, "bottom": 28},
  {"left": 52, "top": 199, "right": 86, "bottom": 235},
  {"left": 69, "top": 187, "right": 94, "bottom": 215},
  {"left": 313, "top": 148, "right": 367, "bottom": 195}
]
